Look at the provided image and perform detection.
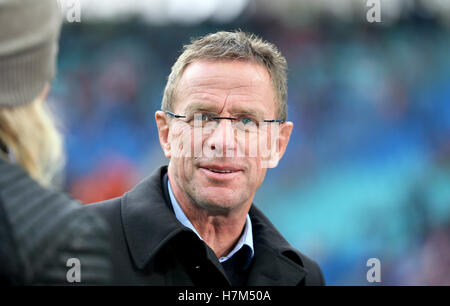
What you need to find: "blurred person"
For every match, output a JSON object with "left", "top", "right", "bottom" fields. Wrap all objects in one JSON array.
[
  {"left": 0, "top": 0, "right": 110, "bottom": 285},
  {"left": 87, "top": 31, "right": 325, "bottom": 285}
]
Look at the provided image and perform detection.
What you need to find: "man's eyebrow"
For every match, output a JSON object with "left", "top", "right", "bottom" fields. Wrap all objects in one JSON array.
[
  {"left": 183, "top": 102, "right": 219, "bottom": 114},
  {"left": 230, "top": 107, "right": 264, "bottom": 119},
  {"left": 183, "top": 103, "right": 266, "bottom": 119}
]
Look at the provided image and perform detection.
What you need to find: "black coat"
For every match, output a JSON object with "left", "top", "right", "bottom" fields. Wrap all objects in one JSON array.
[
  {"left": 85, "top": 165, "right": 325, "bottom": 286},
  {"left": 0, "top": 158, "right": 111, "bottom": 285}
]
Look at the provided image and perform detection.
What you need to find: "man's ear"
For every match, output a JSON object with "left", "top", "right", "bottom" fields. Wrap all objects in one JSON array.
[
  {"left": 277, "top": 121, "right": 293, "bottom": 161},
  {"left": 263, "top": 121, "right": 293, "bottom": 169},
  {"left": 155, "top": 111, "right": 171, "bottom": 158}
]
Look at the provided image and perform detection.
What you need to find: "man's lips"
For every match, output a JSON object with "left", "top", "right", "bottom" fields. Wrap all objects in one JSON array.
[
  {"left": 198, "top": 164, "right": 243, "bottom": 173},
  {"left": 198, "top": 164, "right": 244, "bottom": 180}
]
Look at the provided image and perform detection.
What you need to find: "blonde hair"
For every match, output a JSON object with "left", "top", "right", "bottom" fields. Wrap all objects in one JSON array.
[
  {"left": 162, "top": 30, "right": 288, "bottom": 121},
  {"left": 0, "top": 97, "right": 64, "bottom": 186}
]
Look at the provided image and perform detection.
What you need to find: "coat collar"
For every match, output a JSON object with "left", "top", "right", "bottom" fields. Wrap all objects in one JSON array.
[
  {"left": 120, "top": 166, "right": 192, "bottom": 270},
  {"left": 247, "top": 205, "right": 308, "bottom": 285},
  {"left": 121, "top": 165, "right": 308, "bottom": 285}
]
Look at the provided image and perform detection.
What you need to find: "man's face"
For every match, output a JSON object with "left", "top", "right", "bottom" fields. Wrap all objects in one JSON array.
[{"left": 157, "top": 59, "right": 292, "bottom": 214}]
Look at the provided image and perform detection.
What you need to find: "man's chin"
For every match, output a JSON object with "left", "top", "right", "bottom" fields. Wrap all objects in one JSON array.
[{"left": 193, "top": 194, "right": 243, "bottom": 214}]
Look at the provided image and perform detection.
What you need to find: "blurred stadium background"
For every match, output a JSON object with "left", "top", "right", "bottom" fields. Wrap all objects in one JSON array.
[{"left": 49, "top": 0, "right": 450, "bottom": 285}]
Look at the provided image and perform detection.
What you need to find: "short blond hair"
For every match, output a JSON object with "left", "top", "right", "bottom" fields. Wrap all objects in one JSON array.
[
  {"left": 162, "top": 30, "right": 288, "bottom": 121},
  {"left": 0, "top": 98, "right": 64, "bottom": 187}
]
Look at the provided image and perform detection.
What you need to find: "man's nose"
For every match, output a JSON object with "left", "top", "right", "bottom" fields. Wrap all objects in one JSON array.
[{"left": 205, "top": 119, "right": 236, "bottom": 157}]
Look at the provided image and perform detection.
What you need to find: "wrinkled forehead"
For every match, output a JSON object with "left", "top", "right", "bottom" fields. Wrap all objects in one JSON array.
[
  {"left": 180, "top": 59, "right": 270, "bottom": 87},
  {"left": 174, "top": 59, "right": 276, "bottom": 117}
]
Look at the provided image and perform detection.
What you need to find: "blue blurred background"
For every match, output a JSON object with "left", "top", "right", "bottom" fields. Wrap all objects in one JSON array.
[{"left": 49, "top": 0, "right": 450, "bottom": 285}]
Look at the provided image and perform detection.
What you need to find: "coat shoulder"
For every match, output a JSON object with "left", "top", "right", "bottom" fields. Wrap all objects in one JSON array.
[
  {"left": 84, "top": 196, "right": 122, "bottom": 220},
  {"left": 83, "top": 196, "right": 126, "bottom": 253},
  {"left": 290, "top": 250, "right": 326, "bottom": 286},
  {"left": 249, "top": 204, "right": 326, "bottom": 286}
]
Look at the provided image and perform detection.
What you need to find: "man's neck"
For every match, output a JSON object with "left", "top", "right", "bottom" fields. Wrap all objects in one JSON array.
[
  {"left": 167, "top": 172, "right": 251, "bottom": 259},
  {"left": 181, "top": 203, "right": 248, "bottom": 258}
]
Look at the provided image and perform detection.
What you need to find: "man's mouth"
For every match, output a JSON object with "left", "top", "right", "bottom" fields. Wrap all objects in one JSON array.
[
  {"left": 205, "top": 168, "right": 235, "bottom": 173},
  {"left": 198, "top": 164, "right": 243, "bottom": 179}
]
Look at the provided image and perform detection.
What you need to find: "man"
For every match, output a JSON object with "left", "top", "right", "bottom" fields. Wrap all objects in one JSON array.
[
  {"left": 0, "top": 0, "right": 111, "bottom": 285},
  {"left": 87, "top": 31, "right": 325, "bottom": 286}
]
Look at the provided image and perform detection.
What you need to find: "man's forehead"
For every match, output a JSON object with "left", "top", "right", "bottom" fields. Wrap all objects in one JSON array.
[
  {"left": 175, "top": 60, "right": 276, "bottom": 117},
  {"left": 179, "top": 59, "right": 271, "bottom": 88}
]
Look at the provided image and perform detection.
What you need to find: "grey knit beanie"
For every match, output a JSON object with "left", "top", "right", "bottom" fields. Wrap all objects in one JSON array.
[{"left": 0, "top": 0, "right": 62, "bottom": 107}]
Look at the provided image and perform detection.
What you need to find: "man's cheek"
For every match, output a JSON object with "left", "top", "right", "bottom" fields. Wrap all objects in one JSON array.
[
  {"left": 171, "top": 128, "right": 194, "bottom": 158},
  {"left": 236, "top": 130, "right": 257, "bottom": 158}
]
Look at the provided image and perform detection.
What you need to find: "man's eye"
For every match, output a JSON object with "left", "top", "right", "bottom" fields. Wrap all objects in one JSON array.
[
  {"left": 187, "top": 113, "right": 211, "bottom": 122},
  {"left": 240, "top": 117, "right": 256, "bottom": 125}
]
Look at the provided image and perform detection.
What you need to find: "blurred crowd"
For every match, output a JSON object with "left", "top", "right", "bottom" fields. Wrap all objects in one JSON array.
[{"left": 49, "top": 15, "right": 450, "bottom": 285}]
